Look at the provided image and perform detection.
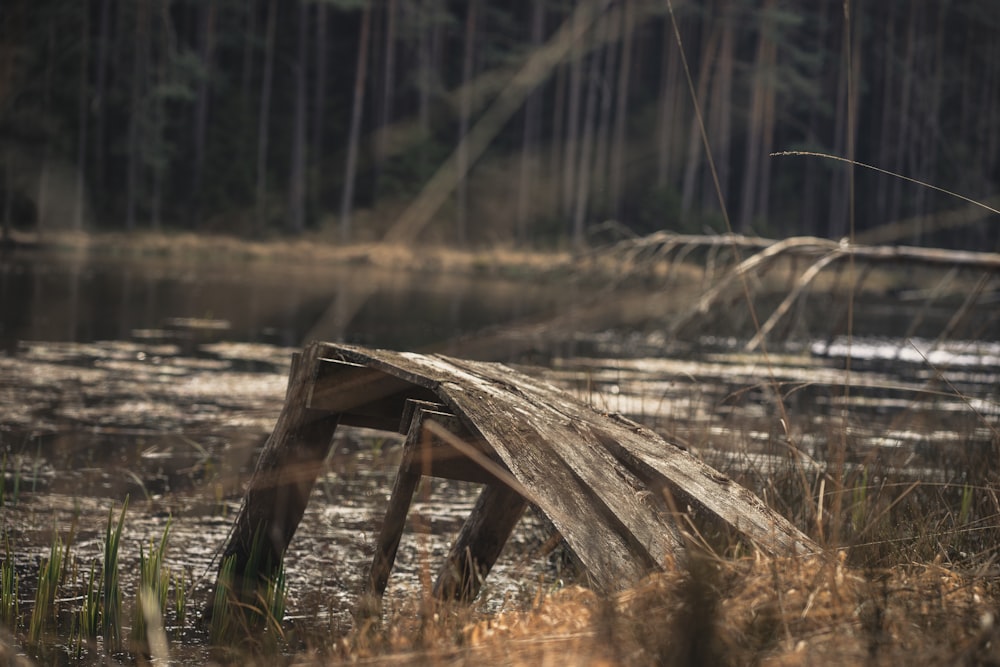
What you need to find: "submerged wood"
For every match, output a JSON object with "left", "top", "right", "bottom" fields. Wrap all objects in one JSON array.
[
  {"left": 215, "top": 341, "right": 818, "bottom": 612},
  {"left": 622, "top": 234, "right": 1000, "bottom": 343}
]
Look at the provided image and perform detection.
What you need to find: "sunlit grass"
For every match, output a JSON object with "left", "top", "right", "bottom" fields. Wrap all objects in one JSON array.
[
  {"left": 173, "top": 569, "right": 188, "bottom": 629},
  {"left": 0, "top": 452, "right": 22, "bottom": 508},
  {"left": 77, "top": 558, "right": 100, "bottom": 643},
  {"left": 1, "top": 533, "right": 18, "bottom": 629},
  {"left": 210, "top": 528, "right": 288, "bottom": 653},
  {"left": 27, "top": 531, "right": 64, "bottom": 647},
  {"left": 131, "top": 517, "right": 171, "bottom": 650},
  {"left": 101, "top": 497, "right": 127, "bottom": 653}
]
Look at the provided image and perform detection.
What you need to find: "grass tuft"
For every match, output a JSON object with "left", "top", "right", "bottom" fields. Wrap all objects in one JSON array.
[
  {"left": 1, "top": 533, "right": 18, "bottom": 629},
  {"left": 101, "top": 496, "right": 128, "bottom": 652},
  {"left": 27, "top": 531, "right": 64, "bottom": 647},
  {"left": 173, "top": 569, "right": 188, "bottom": 629},
  {"left": 78, "top": 558, "right": 100, "bottom": 642},
  {"left": 209, "top": 528, "right": 288, "bottom": 653},
  {"left": 131, "top": 517, "right": 171, "bottom": 649}
]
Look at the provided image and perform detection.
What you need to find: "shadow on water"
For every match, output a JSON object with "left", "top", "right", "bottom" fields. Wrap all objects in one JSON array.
[{"left": 1, "top": 249, "right": 998, "bottom": 662}]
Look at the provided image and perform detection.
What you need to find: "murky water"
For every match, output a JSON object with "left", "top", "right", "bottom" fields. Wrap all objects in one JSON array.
[
  {"left": 1, "top": 249, "right": 998, "bottom": 663},
  {"left": 0, "top": 248, "right": 588, "bottom": 355}
]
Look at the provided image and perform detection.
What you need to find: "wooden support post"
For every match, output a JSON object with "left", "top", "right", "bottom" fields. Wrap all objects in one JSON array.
[
  {"left": 433, "top": 482, "right": 527, "bottom": 601},
  {"left": 359, "top": 405, "right": 512, "bottom": 614},
  {"left": 217, "top": 341, "right": 820, "bottom": 625},
  {"left": 355, "top": 411, "right": 431, "bottom": 620},
  {"left": 362, "top": 452, "right": 420, "bottom": 601},
  {"left": 214, "top": 343, "right": 340, "bottom": 607}
]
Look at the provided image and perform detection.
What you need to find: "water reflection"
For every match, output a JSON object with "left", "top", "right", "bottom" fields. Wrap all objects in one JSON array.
[{"left": 0, "top": 250, "right": 565, "bottom": 351}]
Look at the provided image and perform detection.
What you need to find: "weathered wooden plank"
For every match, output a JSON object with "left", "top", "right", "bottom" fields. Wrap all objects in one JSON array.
[
  {"left": 399, "top": 399, "right": 448, "bottom": 434},
  {"left": 361, "top": 405, "right": 505, "bottom": 611},
  {"left": 317, "top": 345, "right": 444, "bottom": 390},
  {"left": 323, "top": 344, "right": 815, "bottom": 564},
  {"left": 349, "top": 349, "right": 684, "bottom": 564},
  {"left": 494, "top": 366, "right": 814, "bottom": 555},
  {"left": 218, "top": 345, "right": 341, "bottom": 603},
  {"left": 361, "top": 415, "right": 423, "bottom": 604},
  {"left": 433, "top": 482, "right": 528, "bottom": 601},
  {"left": 430, "top": 357, "right": 683, "bottom": 576},
  {"left": 326, "top": 346, "right": 676, "bottom": 590},
  {"left": 308, "top": 358, "right": 429, "bottom": 413},
  {"left": 221, "top": 340, "right": 818, "bottom": 617},
  {"left": 404, "top": 408, "right": 501, "bottom": 485}
]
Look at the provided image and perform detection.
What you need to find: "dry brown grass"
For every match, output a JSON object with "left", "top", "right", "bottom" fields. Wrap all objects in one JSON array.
[
  {"left": 315, "top": 551, "right": 997, "bottom": 666},
  {"left": 20, "top": 229, "right": 577, "bottom": 280},
  {"left": 18, "top": 230, "right": 968, "bottom": 303}
]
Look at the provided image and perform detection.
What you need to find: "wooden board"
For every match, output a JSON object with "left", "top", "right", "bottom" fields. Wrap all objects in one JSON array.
[
  {"left": 491, "top": 362, "right": 816, "bottom": 556},
  {"left": 317, "top": 343, "right": 817, "bottom": 590},
  {"left": 217, "top": 340, "right": 818, "bottom": 613}
]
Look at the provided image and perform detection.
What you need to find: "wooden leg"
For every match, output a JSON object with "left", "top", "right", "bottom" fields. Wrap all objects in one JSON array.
[
  {"left": 363, "top": 468, "right": 420, "bottom": 600},
  {"left": 433, "top": 482, "right": 527, "bottom": 602},
  {"left": 213, "top": 344, "right": 340, "bottom": 612},
  {"left": 356, "top": 413, "right": 430, "bottom": 620}
]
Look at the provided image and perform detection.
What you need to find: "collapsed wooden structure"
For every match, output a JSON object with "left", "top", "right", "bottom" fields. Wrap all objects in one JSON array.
[{"left": 216, "top": 342, "right": 816, "bottom": 610}]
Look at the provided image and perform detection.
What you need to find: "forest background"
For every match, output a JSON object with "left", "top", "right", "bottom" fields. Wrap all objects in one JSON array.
[{"left": 1, "top": 0, "right": 998, "bottom": 252}]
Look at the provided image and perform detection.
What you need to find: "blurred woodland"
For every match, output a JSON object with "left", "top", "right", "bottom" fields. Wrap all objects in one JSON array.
[{"left": 1, "top": 0, "right": 998, "bottom": 249}]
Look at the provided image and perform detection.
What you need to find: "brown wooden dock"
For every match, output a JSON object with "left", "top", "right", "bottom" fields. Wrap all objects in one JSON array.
[{"left": 215, "top": 341, "right": 817, "bottom": 612}]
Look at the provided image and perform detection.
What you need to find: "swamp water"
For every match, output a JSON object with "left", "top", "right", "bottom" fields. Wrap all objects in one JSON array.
[{"left": 1, "top": 249, "right": 998, "bottom": 663}]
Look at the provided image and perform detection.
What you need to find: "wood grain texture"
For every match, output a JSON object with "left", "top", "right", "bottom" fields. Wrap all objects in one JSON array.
[
  {"left": 218, "top": 340, "right": 818, "bottom": 611},
  {"left": 319, "top": 343, "right": 817, "bottom": 589}
]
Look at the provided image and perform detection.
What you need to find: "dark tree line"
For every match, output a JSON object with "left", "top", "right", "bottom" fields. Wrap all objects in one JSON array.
[{"left": 1, "top": 0, "right": 997, "bottom": 249}]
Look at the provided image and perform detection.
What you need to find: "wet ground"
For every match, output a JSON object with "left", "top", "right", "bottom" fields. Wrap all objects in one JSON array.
[
  {"left": 1, "top": 248, "right": 998, "bottom": 663},
  {"left": 0, "top": 338, "right": 572, "bottom": 663}
]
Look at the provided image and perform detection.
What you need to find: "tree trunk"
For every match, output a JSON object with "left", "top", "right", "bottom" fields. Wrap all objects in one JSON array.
[
  {"left": 191, "top": 1, "right": 215, "bottom": 221},
  {"left": 562, "top": 7, "right": 586, "bottom": 220},
  {"left": 828, "top": 1, "right": 861, "bottom": 240},
  {"left": 875, "top": 0, "right": 896, "bottom": 225},
  {"left": 374, "top": 0, "right": 397, "bottom": 197},
  {"left": 983, "top": 41, "right": 1000, "bottom": 245},
  {"left": 339, "top": 4, "right": 372, "bottom": 243},
  {"left": 93, "top": 0, "right": 111, "bottom": 205},
  {"left": 610, "top": 0, "right": 633, "bottom": 218},
  {"left": 287, "top": 0, "right": 309, "bottom": 235},
  {"left": 255, "top": 0, "right": 277, "bottom": 233},
  {"left": 592, "top": 8, "right": 619, "bottom": 217},
  {"left": 416, "top": 1, "right": 432, "bottom": 180},
  {"left": 705, "top": 2, "right": 734, "bottom": 212},
  {"left": 737, "top": 2, "right": 773, "bottom": 233},
  {"left": 74, "top": 1, "right": 89, "bottom": 231},
  {"left": 573, "top": 38, "right": 604, "bottom": 250},
  {"left": 680, "top": 20, "right": 720, "bottom": 219},
  {"left": 656, "top": 20, "right": 681, "bottom": 190},
  {"left": 150, "top": 0, "right": 173, "bottom": 231},
  {"left": 756, "top": 36, "right": 777, "bottom": 228},
  {"left": 912, "top": 1, "right": 948, "bottom": 241},
  {"left": 125, "top": 0, "right": 149, "bottom": 231},
  {"left": 550, "top": 60, "right": 566, "bottom": 212},
  {"left": 516, "top": 0, "right": 545, "bottom": 244},
  {"left": 455, "top": 0, "right": 478, "bottom": 246},
  {"left": 312, "top": 2, "right": 328, "bottom": 192},
  {"left": 240, "top": 1, "right": 256, "bottom": 101},
  {"left": 2, "top": 154, "right": 11, "bottom": 243},
  {"left": 888, "top": 4, "right": 916, "bottom": 227},
  {"left": 798, "top": 2, "right": 833, "bottom": 236}
]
